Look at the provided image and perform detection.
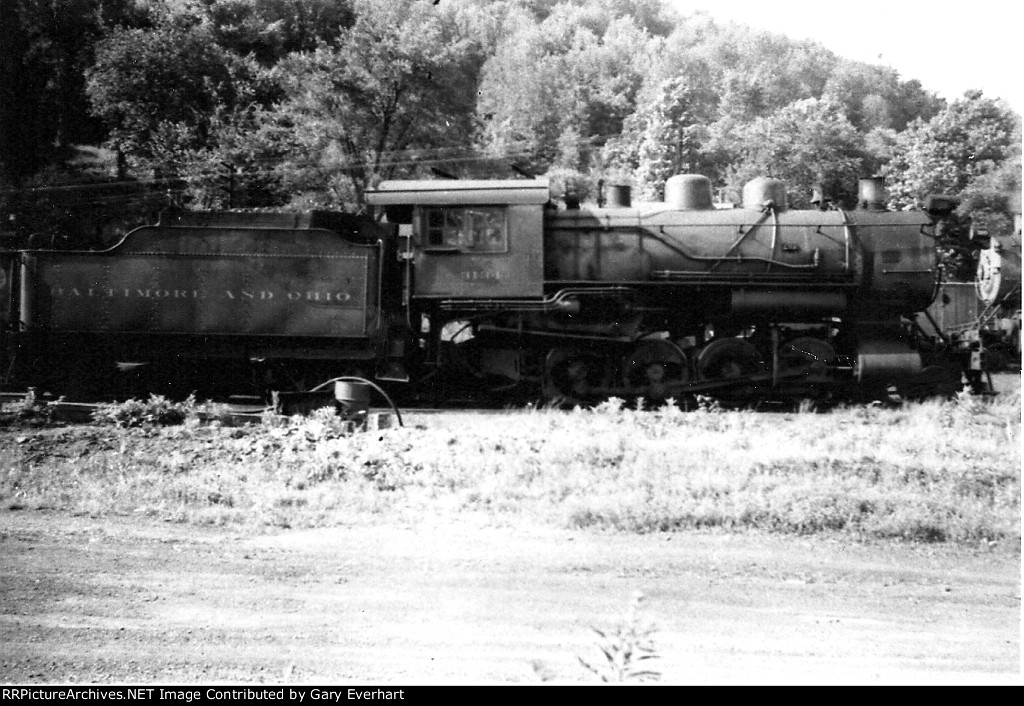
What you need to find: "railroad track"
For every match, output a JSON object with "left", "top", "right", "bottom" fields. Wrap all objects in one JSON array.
[
  {"left": 0, "top": 391, "right": 411, "bottom": 427},
  {"left": 4, "top": 374, "right": 1017, "bottom": 426}
]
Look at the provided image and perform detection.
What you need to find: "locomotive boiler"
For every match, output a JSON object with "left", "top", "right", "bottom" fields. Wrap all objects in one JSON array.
[{"left": 0, "top": 172, "right": 990, "bottom": 406}]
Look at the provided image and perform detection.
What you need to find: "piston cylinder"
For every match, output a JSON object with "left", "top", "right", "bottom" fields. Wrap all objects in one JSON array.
[{"left": 855, "top": 340, "right": 922, "bottom": 383}]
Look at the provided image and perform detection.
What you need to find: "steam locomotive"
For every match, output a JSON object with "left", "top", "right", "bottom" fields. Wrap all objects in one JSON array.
[{"left": 0, "top": 173, "right": 1005, "bottom": 406}]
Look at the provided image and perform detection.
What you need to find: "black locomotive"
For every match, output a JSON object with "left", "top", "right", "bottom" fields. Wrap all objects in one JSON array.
[{"left": 0, "top": 173, "right": 1004, "bottom": 406}]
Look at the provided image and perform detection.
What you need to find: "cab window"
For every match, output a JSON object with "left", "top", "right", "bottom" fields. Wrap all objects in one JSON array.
[{"left": 424, "top": 207, "right": 507, "bottom": 253}]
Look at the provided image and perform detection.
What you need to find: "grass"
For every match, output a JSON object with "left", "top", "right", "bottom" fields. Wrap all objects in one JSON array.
[{"left": 0, "top": 384, "right": 1019, "bottom": 545}]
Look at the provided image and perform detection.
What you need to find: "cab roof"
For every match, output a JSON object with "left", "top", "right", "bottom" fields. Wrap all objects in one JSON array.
[{"left": 366, "top": 179, "right": 551, "bottom": 206}]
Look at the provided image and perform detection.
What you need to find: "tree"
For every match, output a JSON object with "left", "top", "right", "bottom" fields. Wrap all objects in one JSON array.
[
  {"left": 0, "top": 0, "right": 142, "bottom": 184},
  {"left": 266, "top": 0, "right": 480, "bottom": 208},
  {"left": 659, "top": 20, "right": 836, "bottom": 123},
  {"left": 723, "top": 98, "right": 866, "bottom": 208},
  {"left": 822, "top": 61, "right": 943, "bottom": 132},
  {"left": 85, "top": 21, "right": 239, "bottom": 166},
  {"left": 204, "top": 0, "right": 356, "bottom": 63},
  {"left": 885, "top": 91, "right": 1020, "bottom": 211},
  {"left": 0, "top": 0, "right": 52, "bottom": 183},
  {"left": 601, "top": 77, "right": 709, "bottom": 201},
  {"left": 476, "top": 4, "right": 655, "bottom": 174},
  {"left": 954, "top": 118, "right": 1022, "bottom": 235}
]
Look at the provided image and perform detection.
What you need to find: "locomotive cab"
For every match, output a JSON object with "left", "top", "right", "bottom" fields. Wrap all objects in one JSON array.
[{"left": 366, "top": 179, "right": 549, "bottom": 299}]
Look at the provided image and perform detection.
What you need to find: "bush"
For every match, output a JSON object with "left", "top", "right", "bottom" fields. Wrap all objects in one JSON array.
[{"left": 92, "top": 394, "right": 197, "bottom": 427}]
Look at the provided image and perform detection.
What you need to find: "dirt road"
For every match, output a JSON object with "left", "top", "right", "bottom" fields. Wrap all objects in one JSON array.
[{"left": 0, "top": 510, "right": 1018, "bottom": 684}]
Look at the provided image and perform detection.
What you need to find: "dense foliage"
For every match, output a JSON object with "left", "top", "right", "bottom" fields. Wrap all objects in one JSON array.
[{"left": 1, "top": 0, "right": 1019, "bottom": 231}]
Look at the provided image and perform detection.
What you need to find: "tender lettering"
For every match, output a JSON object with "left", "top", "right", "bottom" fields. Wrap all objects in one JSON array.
[
  {"left": 52, "top": 288, "right": 206, "bottom": 299},
  {"left": 50, "top": 286, "right": 352, "bottom": 303}
]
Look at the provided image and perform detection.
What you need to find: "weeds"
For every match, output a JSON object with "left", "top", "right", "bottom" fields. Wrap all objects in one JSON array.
[
  {"left": 0, "top": 389, "right": 64, "bottom": 427},
  {"left": 92, "top": 394, "right": 198, "bottom": 427},
  {"left": 91, "top": 394, "right": 243, "bottom": 428},
  {"left": 578, "top": 591, "right": 661, "bottom": 683},
  {"left": 0, "top": 383, "right": 1018, "bottom": 543},
  {"left": 693, "top": 395, "right": 724, "bottom": 413}
]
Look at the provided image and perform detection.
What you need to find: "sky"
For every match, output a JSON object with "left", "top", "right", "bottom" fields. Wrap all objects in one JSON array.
[{"left": 666, "top": 0, "right": 1022, "bottom": 114}]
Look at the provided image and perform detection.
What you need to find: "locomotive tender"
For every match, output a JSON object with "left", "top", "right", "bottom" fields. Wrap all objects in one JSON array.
[
  {"left": 0, "top": 173, "right": 995, "bottom": 405},
  {"left": 1, "top": 211, "right": 402, "bottom": 400}
]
